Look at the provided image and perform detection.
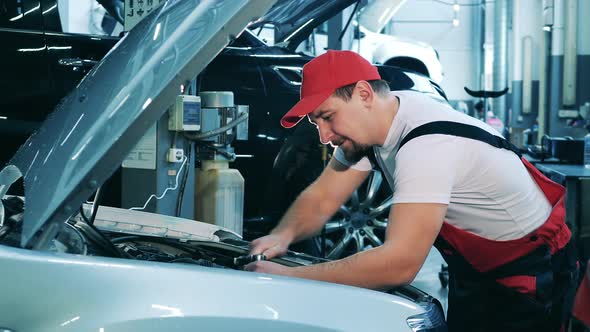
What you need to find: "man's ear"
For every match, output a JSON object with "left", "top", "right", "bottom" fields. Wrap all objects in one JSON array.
[{"left": 355, "top": 80, "right": 374, "bottom": 105}]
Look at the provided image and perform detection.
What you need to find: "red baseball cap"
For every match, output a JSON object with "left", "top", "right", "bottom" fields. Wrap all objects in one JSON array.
[{"left": 280, "top": 50, "right": 381, "bottom": 128}]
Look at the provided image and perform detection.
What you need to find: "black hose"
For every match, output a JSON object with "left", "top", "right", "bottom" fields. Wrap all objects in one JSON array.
[
  {"left": 88, "top": 186, "right": 103, "bottom": 226},
  {"left": 80, "top": 187, "right": 103, "bottom": 225},
  {"left": 110, "top": 235, "right": 143, "bottom": 244},
  {"left": 176, "top": 142, "right": 192, "bottom": 217},
  {"left": 193, "top": 141, "right": 236, "bottom": 161},
  {"left": 80, "top": 206, "right": 90, "bottom": 223},
  {"left": 183, "top": 113, "right": 248, "bottom": 141},
  {"left": 77, "top": 186, "right": 122, "bottom": 257},
  {"left": 72, "top": 221, "right": 123, "bottom": 258}
]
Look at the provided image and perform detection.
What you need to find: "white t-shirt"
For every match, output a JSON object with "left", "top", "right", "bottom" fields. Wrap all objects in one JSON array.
[{"left": 334, "top": 90, "right": 551, "bottom": 241}]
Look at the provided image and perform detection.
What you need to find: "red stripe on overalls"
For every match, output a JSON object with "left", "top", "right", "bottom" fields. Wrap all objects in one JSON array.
[{"left": 438, "top": 158, "right": 571, "bottom": 294}]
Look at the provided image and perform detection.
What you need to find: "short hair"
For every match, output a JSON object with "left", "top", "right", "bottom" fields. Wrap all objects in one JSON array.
[{"left": 332, "top": 79, "right": 391, "bottom": 101}]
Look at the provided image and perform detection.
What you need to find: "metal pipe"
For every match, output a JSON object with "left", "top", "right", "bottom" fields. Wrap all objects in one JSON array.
[
  {"left": 537, "top": 30, "right": 548, "bottom": 143},
  {"left": 493, "top": 0, "right": 510, "bottom": 124},
  {"left": 522, "top": 36, "right": 533, "bottom": 114},
  {"left": 562, "top": 0, "right": 577, "bottom": 106},
  {"left": 547, "top": 0, "right": 564, "bottom": 137},
  {"left": 478, "top": 0, "right": 486, "bottom": 91},
  {"left": 551, "top": 0, "right": 564, "bottom": 55}
]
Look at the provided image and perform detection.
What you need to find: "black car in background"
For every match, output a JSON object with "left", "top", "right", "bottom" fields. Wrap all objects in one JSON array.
[
  {"left": 0, "top": 0, "right": 119, "bottom": 165},
  {"left": 0, "top": 0, "right": 447, "bottom": 258}
]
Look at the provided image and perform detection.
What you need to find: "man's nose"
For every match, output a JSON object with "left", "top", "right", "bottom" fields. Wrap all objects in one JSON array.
[{"left": 317, "top": 122, "right": 335, "bottom": 145}]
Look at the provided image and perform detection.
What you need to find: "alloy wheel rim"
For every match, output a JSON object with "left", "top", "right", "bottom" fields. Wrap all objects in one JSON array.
[{"left": 315, "top": 170, "right": 392, "bottom": 259}]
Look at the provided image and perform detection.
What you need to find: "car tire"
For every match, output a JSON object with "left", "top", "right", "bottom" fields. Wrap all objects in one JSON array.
[
  {"left": 313, "top": 169, "right": 391, "bottom": 259},
  {"left": 261, "top": 121, "right": 392, "bottom": 259}
]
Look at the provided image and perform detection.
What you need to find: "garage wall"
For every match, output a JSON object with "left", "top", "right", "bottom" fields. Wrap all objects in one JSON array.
[
  {"left": 547, "top": 0, "right": 590, "bottom": 138},
  {"left": 57, "top": 0, "right": 92, "bottom": 33},
  {"left": 57, "top": 0, "right": 112, "bottom": 35},
  {"left": 390, "top": 0, "right": 482, "bottom": 102},
  {"left": 577, "top": 0, "right": 590, "bottom": 123},
  {"left": 509, "top": 0, "right": 542, "bottom": 131}
]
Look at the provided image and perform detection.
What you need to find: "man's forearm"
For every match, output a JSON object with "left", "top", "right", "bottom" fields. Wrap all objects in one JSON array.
[
  {"left": 283, "top": 203, "right": 446, "bottom": 289},
  {"left": 272, "top": 186, "right": 339, "bottom": 244},
  {"left": 288, "top": 244, "right": 418, "bottom": 289}
]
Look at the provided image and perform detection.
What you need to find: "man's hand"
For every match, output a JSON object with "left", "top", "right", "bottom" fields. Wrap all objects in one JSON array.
[
  {"left": 249, "top": 233, "right": 290, "bottom": 259},
  {"left": 244, "top": 260, "right": 293, "bottom": 276}
]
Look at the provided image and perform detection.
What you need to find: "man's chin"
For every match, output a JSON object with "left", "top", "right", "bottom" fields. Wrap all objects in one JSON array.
[{"left": 342, "top": 143, "right": 370, "bottom": 163}]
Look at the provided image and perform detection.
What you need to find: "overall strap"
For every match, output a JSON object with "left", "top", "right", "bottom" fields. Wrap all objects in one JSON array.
[{"left": 398, "top": 121, "right": 521, "bottom": 157}]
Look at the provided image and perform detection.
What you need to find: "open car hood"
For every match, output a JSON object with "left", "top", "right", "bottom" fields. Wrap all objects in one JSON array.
[
  {"left": 0, "top": 0, "right": 275, "bottom": 248},
  {"left": 251, "top": 0, "right": 357, "bottom": 49}
]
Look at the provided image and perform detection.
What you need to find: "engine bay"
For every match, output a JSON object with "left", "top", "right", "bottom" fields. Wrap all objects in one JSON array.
[{"left": 0, "top": 195, "right": 321, "bottom": 271}]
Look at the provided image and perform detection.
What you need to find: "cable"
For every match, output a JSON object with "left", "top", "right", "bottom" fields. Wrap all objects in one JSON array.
[
  {"left": 128, "top": 155, "right": 189, "bottom": 211},
  {"left": 80, "top": 206, "right": 90, "bottom": 223},
  {"left": 89, "top": 186, "right": 103, "bottom": 225},
  {"left": 72, "top": 213, "right": 123, "bottom": 258},
  {"left": 257, "top": 62, "right": 268, "bottom": 97},
  {"left": 110, "top": 235, "right": 142, "bottom": 244},
  {"left": 194, "top": 142, "right": 236, "bottom": 161},
  {"left": 81, "top": 220, "right": 123, "bottom": 257},
  {"left": 79, "top": 185, "right": 103, "bottom": 225},
  {"left": 176, "top": 142, "right": 192, "bottom": 217}
]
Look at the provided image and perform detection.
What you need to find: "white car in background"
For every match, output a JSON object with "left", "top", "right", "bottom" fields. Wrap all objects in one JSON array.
[
  {"left": 356, "top": 0, "right": 444, "bottom": 84},
  {"left": 299, "top": 23, "right": 444, "bottom": 84},
  {"left": 255, "top": 0, "right": 443, "bottom": 84},
  {"left": 353, "top": 24, "right": 444, "bottom": 84}
]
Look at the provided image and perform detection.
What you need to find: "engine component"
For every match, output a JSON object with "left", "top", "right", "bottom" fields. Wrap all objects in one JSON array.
[
  {"left": 233, "top": 254, "right": 266, "bottom": 266},
  {"left": 0, "top": 197, "right": 24, "bottom": 247},
  {"left": 169, "top": 257, "right": 227, "bottom": 269},
  {"left": 199, "top": 91, "right": 236, "bottom": 145},
  {"left": 116, "top": 242, "right": 176, "bottom": 261},
  {"left": 111, "top": 238, "right": 235, "bottom": 270},
  {"left": 48, "top": 224, "right": 88, "bottom": 255}
]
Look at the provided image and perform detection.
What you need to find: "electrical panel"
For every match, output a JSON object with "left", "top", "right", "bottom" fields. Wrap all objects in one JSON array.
[{"left": 168, "top": 95, "right": 201, "bottom": 132}]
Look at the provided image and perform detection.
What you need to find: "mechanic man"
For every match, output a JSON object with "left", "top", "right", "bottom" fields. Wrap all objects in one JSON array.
[{"left": 245, "top": 50, "right": 578, "bottom": 331}]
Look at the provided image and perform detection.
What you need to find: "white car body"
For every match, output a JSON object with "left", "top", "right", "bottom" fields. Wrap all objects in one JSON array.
[
  {"left": 354, "top": 25, "right": 444, "bottom": 84},
  {"left": 306, "top": 22, "right": 444, "bottom": 84},
  {"left": 254, "top": 0, "right": 444, "bottom": 84},
  {"left": 0, "top": 207, "right": 423, "bottom": 332},
  {"left": 308, "top": 24, "right": 443, "bottom": 84}
]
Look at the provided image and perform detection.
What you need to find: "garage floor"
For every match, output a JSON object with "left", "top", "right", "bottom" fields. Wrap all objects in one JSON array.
[{"left": 411, "top": 248, "right": 449, "bottom": 315}]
